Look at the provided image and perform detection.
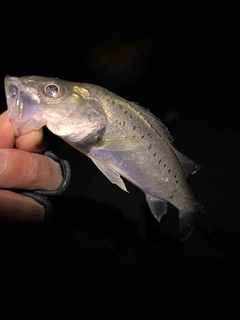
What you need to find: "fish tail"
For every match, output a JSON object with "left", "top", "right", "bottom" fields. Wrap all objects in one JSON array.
[
  {"left": 146, "top": 193, "right": 204, "bottom": 241},
  {"left": 179, "top": 211, "right": 195, "bottom": 241},
  {"left": 179, "top": 201, "right": 204, "bottom": 241}
]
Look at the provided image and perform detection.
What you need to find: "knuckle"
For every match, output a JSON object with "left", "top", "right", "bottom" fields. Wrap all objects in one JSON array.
[
  {"left": 31, "top": 154, "right": 62, "bottom": 190},
  {"left": 0, "top": 149, "right": 62, "bottom": 191}
]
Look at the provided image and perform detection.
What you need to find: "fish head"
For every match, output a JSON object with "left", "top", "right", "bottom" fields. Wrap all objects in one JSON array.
[
  {"left": 5, "top": 75, "right": 107, "bottom": 141},
  {"left": 5, "top": 75, "right": 47, "bottom": 135}
]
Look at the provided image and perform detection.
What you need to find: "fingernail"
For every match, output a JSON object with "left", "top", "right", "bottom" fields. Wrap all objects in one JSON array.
[{"left": 0, "top": 151, "right": 8, "bottom": 174}]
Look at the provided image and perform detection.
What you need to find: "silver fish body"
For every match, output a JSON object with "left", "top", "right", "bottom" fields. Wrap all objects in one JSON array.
[{"left": 5, "top": 75, "right": 201, "bottom": 239}]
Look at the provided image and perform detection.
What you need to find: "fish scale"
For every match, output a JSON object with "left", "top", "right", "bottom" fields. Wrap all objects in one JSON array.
[
  {"left": 88, "top": 87, "right": 189, "bottom": 189},
  {"left": 5, "top": 75, "right": 202, "bottom": 240},
  {"left": 81, "top": 84, "right": 199, "bottom": 226}
]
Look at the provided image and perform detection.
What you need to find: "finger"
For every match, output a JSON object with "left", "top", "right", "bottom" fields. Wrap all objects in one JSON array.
[
  {"left": 0, "top": 111, "right": 48, "bottom": 153},
  {"left": 0, "top": 149, "right": 63, "bottom": 190},
  {"left": 15, "top": 128, "right": 48, "bottom": 153},
  {"left": 0, "top": 111, "right": 15, "bottom": 148},
  {"left": 0, "top": 189, "right": 45, "bottom": 225}
]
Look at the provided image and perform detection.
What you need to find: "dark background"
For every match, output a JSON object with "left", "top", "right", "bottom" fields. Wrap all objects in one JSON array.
[{"left": 0, "top": 15, "right": 240, "bottom": 319}]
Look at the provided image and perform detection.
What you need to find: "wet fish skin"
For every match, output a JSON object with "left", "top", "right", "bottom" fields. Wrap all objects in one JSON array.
[{"left": 5, "top": 75, "right": 202, "bottom": 239}]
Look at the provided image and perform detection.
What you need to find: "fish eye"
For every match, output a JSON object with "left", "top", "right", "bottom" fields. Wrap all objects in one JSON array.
[
  {"left": 9, "top": 84, "right": 19, "bottom": 99},
  {"left": 40, "top": 82, "right": 67, "bottom": 100},
  {"left": 45, "top": 84, "right": 59, "bottom": 97}
]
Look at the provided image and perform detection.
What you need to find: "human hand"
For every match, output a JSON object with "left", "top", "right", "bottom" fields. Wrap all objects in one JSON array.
[{"left": 0, "top": 111, "right": 63, "bottom": 225}]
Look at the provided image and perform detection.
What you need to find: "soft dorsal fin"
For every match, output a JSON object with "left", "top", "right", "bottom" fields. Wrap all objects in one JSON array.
[
  {"left": 176, "top": 151, "right": 200, "bottom": 178},
  {"left": 129, "top": 102, "right": 174, "bottom": 143}
]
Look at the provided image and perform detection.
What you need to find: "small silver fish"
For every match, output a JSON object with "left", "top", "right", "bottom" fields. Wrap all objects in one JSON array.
[{"left": 5, "top": 75, "right": 202, "bottom": 239}]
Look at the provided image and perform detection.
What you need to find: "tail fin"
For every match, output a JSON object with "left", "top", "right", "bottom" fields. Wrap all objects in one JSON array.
[{"left": 179, "top": 202, "right": 204, "bottom": 241}]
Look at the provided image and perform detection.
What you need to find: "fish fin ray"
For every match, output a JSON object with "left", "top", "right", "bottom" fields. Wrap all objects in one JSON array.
[
  {"left": 146, "top": 194, "right": 168, "bottom": 222},
  {"left": 129, "top": 102, "right": 174, "bottom": 143},
  {"left": 91, "top": 158, "right": 129, "bottom": 192},
  {"left": 176, "top": 151, "right": 200, "bottom": 178}
]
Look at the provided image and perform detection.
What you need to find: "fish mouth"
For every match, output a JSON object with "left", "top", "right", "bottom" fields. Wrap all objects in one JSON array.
[{"left": 4, "top": 75, "right": 46, "bottom": 136}]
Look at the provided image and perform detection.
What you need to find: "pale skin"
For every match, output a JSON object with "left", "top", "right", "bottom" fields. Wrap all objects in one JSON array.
[{"left": 0, "top": 111, "right": 63, "bottom": 225}]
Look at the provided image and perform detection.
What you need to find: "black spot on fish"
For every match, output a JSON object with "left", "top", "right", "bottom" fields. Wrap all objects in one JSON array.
[
  {"left": 147, "top": 133, "right": 153, "bottom": 139},
  {"left": 158, "top": 159, "right": 162, "bottom": 164},
  {"left": 141, "top": 135, "right": 145, "bottom": 139},
  {"left": 125, "top": 110, "right": 127, "bottom": 114},
  {"left": 133, "top": 125, "right": 136, "bottom": 130},
  {"left": 148, "top": 144, "right": 152, "bottom": 150},
  {"left": 163, "top": 164, "right": 166, "bottom": 167},
  {"left": 130, "top": 114, "right": 132, "bottom": 119},
  {"left": 176, "top": 180, "right": 178, "bottom": 184},
  {"left": 153, "top": 152, "right": 157, "bottom": 157},
  {"left": 168, "top": 169, "right": 171, "bottom": 173}
]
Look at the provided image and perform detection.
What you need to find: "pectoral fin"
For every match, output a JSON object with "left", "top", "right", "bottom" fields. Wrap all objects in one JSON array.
[
  {"left": 146, "top": 194, "right": 168, "bottom": 222},
  {"left": 91, "top": 158, "right": 128, "bottom": 192}
]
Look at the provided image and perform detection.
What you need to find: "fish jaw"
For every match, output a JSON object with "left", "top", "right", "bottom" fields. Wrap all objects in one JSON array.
[{"left": 4, "top": 76, "right": 46, "bottom": 136}]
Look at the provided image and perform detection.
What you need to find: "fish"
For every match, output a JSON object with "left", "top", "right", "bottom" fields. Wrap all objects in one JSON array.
[{"left": 4, "top": 75, "right": 202, "bottom": 240}]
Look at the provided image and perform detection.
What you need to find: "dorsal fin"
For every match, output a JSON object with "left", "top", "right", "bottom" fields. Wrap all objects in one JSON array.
[
  {"left": 176, "top": 151, "right": 200, "bottom": 178},
  {"left": 129, "top": 102, "right": 174, "bottom": 143}
]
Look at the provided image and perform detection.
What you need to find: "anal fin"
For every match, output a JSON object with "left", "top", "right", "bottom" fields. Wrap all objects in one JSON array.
[{"left": 146, "top": 194, "right": 168, "bottom": 222}]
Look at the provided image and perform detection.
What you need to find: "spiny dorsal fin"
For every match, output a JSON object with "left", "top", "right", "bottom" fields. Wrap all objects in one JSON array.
[{"left": 129, "top": 102, "right": 174, "bottom": 143}]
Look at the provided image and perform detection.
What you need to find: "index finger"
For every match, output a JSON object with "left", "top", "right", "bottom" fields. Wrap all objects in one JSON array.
[
  {"left": 0, "top": 111, "right": 15, "bottom": 148},
  {"left": 15, "top": 129, "right": 48, "bottom": 153},
  {"left": 0, "top": 111, "right": 48, "bottom": 153}
]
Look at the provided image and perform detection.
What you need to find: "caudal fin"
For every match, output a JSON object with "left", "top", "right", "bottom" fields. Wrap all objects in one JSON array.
[
  {"left": 146, "top": 193, "right": 204, "bottom": 241},
  {"left": 179, "top": 202, "right": 204, "bottom": 241}
]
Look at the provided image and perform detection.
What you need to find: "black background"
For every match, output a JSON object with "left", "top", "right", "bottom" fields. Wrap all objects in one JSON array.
[{"left": 0, "top": 14, "right": 240, "bottom": 319}]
